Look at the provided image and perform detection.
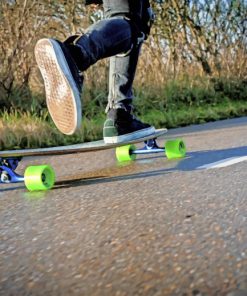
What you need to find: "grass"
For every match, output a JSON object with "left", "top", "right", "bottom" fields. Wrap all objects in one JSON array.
[
  {"left": 0, "top": 78, "right": 247, "bottom": 150},
  {"left": 0, "top": 111, "right": 105, "bottom": 150},
  {"left": 1, "top": 99, "right": 247, "bottom": 150},
  {"left": 141, "top": 100, "right": 247, "bottom": 127}
]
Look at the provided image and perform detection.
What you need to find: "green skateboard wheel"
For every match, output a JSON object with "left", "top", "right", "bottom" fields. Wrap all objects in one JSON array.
[
  {"left": 165, "top": 139, "right": 186, "bottom": 159},
  {"left": 24, "top": 165, "right": 55, "bottom": 191},
  {"left": 116, "top": 144, "right": 136, "bottom": 162}
]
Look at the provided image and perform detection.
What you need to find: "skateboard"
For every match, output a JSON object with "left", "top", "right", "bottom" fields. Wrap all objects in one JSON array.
[{"left": 0, "top": 129, "right": 186, "bottom": 192}]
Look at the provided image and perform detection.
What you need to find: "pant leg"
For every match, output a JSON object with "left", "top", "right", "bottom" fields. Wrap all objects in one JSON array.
[
  {"left": 103, "top": 0, "right": 145, "bottom": 111},
  {"left": 106, "top": 43, "right": 142, "bottom": 111},
  {"left": 74, "top": 16, "right": 142, "bottom": 110},
  {"left": 73, "top": 0, "right": 144, "bottom": 109},
  {"left": 75, "top": 17, "right": 132, "bottom": 71},
  {"left": 103, "top": 0, "right": 130, "bottom": 17}
]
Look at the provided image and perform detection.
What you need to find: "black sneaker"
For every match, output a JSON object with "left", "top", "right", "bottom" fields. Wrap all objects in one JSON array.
[
  {"left": 35, "top": 38, "right": 83, "bottom": 135},
  {"left": 103, "top": 108, "right": 155, "bottom": 144}
]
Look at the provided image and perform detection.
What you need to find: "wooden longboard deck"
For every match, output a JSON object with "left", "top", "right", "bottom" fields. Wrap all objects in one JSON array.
[{"left": 0, "top": 129, "right": 167, "bottom": 158}]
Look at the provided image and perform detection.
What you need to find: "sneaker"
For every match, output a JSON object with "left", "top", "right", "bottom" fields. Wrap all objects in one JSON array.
[
  {"left": 103, "top": 107, "right": 155, "bottom": 144},
  {"left": 35, "top": 38, "right": 83, "bottom": 135}
]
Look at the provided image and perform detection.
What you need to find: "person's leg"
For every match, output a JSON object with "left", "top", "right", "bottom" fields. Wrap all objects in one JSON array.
[
  {"left": 35, "top": 0, "right": 154, "bottom": 140},
  {"left": 100, "top": 0, "right": 155, "bottom": 143},
  {"left": 103, "top": 43, "right": 154, "bottom": 144},
  {"left": 35, "top": 17, "right": 133, "bottom": 135},
  {"left": 72, "top": 17, "right": 134, "bottom": 71},
  {"left": 106, "top": 45, "right": 141, "bottom": 111}
]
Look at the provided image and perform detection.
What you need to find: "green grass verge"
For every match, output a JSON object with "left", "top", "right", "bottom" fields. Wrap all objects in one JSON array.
[
  {"left": 1, "top": 77, "right": 246, "bottom": 150},
  {"left": 1, "top": 99, "right": 247, "bottom": 150},
  {"left": 141, "top": 100, "right": 247, "bottom": 128}
]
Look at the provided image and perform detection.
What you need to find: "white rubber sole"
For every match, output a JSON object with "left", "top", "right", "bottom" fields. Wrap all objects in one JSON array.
[
  {"left": 35, "top": 39, "right": 81, "bottom": 135},
  {"left": 104, "top": 126, "right": 156, "bottom": 144}
]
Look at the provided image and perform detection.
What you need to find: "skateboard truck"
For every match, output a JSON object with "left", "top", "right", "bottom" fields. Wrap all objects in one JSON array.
[
  {"left": 0, "top": 158, "right": 24, "bottom": 183},
  {"left": 132, "top": 138, "right": 165, "bottom": 155}
]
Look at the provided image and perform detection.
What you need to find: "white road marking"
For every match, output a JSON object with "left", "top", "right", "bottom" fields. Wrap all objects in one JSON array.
[{"left": 198, "top": 156, "right": 247, "bottom": 169}]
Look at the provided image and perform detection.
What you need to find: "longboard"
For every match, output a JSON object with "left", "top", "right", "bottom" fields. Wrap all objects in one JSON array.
[
  {"left": 0, "top": 129, "right": 167, "bottom": 158},
  {"left": 0, "top": 129, "right": 186, "bottom": 191}
]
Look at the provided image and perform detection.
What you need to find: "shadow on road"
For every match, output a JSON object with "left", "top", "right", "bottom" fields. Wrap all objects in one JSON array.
[
  {"left": 53, "top": 168, "right": 171, "bottom": 190},
  {"left": 52, "top": 145, "right": 247, "bottom": 190}
]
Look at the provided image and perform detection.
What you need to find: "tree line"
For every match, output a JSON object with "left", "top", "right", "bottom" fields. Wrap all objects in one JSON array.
[{"left": 0, "top": 0, "right": 246, "bottom": 107}]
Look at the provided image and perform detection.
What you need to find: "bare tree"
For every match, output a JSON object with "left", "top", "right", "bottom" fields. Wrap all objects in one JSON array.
[
  {"left": 0, "top": 0, "right": 88, "bottom": 106},
  {"left": 150, "top": 0, "right": 247, "bottom": 78},
  {"left": 0, "top": 0, "right": 246, "bottom": 109}
]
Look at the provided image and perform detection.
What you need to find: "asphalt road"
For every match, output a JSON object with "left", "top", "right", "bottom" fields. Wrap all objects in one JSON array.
[{"left": 0, "top": 117, "right": 247, "bottom": 296}]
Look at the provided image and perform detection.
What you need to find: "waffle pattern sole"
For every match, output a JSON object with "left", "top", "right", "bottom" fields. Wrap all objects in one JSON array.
[{"left": 35, "top": 39, "right": 81, "bottom": 135}]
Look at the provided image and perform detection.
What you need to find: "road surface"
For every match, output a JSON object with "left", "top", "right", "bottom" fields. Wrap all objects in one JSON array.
[{"left": 0, "top": 117, "right": 247, "bottom": 295}]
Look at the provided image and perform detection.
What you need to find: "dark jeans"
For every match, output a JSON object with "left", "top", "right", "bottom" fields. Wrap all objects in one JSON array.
[{"left": 75, "top": 1, "right": 144, "bottom": 110}]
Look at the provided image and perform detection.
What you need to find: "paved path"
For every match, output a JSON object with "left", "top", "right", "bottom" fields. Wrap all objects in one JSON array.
[{"left": 1, "top": 117, "right": 247, "bottom": 296}]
